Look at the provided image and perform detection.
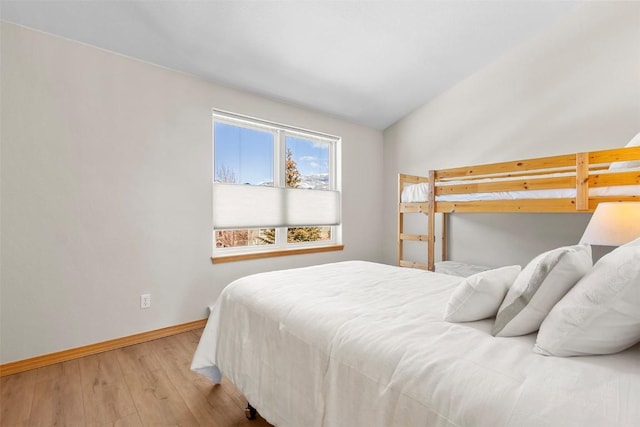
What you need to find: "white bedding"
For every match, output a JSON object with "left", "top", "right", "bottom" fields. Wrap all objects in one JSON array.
[
  {"left": 191, "top": 261, "right": 640, "bottom": 427},
  {"left": 401, "top": 169, "right": 640, "bottom": 203},
  {"left": 435, "top": 260, "right": 492, "bottom": 277}
]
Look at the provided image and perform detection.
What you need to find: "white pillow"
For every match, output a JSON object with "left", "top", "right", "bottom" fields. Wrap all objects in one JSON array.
[
  {"left": 609, "top": 131, "right": 640, "bottom": 171},
  {"left": 444, "top": 265, "right": 521, "bottom": 323},
  {"left": 535, "top": 237, "right": 640, "bottom": 356},
  {"left": 492, "top": 244, "right": 592, "bottom": 337}
]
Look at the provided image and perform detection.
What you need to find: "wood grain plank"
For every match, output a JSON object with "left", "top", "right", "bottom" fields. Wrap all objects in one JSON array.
[
  {"left": 436, "top": 165, "right": 608, "bottom": 182},
  {"left": 427, "top": 170, "right": 436, "bottom": 271},
  {"left": 110, "top": 413, "right": 144, "bottom": 427},
  {"left": 576, "top": 152, "right": 589, "bottom": 211},
  {"left": 441, "top": 213, "right": 448, "bottom": 262},
  {"left": 79, "top": 351, "right": 138, "bottom": 426},
  {"left": 397, "top": 209, "right": 404, "bottom": 266},
  {"left": 0, "top": 319, "right": 207, "bottom": 377},
  {"left": 436, "top": 175, "right": 575, "bottom": 195},
  {"left": 113, "top": 340, "right": 192, "bottom": 426},
  {"left": 436, "top": 153, "right": 576, "bottom": 179},
  {"left": 212, "top": 244, "right": 344, "bottom": 264},
  {"left": 399, "top": 203, "right": 429, "bottom": 213},
  {"left": 398, "top": 174, "right": 405, "bottom": 266},
  {"left": 399, "top": 260, "right": 429, "bottom": 270},
  {"left": 398, "top": 173, "right": 430, "bottom": 184},
  {"left": 399, "top": 233, "right": 429, "bottom": 241},
  {"left": 169, "top": 333, "right": 270, "bottom": 425},
  {"left": 30, "top": 360, "right": 86, "bottom": 426},
  {"left": 114, "top": 341, "right": 164, "bottom": 376},
  {"left": 0, "top": 330, "right": 273, "bottom": 427},
  {"left": 0, "top": 369, "right": 37, "bottom": 426},
  {"left": 121, "top": 367, "right": 200, "bottom": 426},
  {"left": 589, "top": 170, "right": 640, "bottom": 187},
  {"left": 436, "top": 198, "right": 581, "bottom": 213},
  {"left": 148, "top": 335, "right": 230, "bottom": 427},
  {"left": 589, "top": 146, "right": 640, "bottom": 164}
]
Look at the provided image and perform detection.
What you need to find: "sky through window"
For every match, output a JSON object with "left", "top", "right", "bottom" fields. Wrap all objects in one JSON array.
[{"left": 214, "top": 123, "right": 329, "bottom": 186}]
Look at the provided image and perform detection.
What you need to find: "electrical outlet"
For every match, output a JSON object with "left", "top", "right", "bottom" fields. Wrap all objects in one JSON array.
[{"left": 140, "top": 293, "right": 151, "bottom": 309}]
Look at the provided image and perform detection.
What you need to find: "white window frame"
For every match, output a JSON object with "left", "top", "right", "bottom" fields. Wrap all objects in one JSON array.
[{"left": 212, "top": 110, "right": 342, "bottom": 258}]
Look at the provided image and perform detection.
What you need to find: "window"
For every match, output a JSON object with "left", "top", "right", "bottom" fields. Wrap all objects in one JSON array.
[{"left": 212, "top": 110, "right": 342, "bottom": 261}]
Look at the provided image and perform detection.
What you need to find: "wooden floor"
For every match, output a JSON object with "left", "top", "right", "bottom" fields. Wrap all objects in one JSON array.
[{"left": 0, "top": 329, "right": 273, "bottom": 426}]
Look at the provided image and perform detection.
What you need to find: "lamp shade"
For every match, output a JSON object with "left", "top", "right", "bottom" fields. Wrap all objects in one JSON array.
[{"left": 580, "top": 202, "right": 640, "bottom": 246}]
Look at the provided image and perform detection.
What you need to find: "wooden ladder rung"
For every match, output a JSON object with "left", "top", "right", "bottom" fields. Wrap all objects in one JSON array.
[
  {"left": 399, "top": 260, "right": 429, "bottom": 270},
  {"left": 399, "top": 203, "right": 430, "bottom": 213},
  {"left": 400, "top": 233, "right": 430, "bottom": 242}
]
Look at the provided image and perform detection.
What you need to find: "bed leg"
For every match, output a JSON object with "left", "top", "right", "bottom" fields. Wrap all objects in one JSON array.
[{"left": 245, "top": 402, "right": 257, "bottom": 420}]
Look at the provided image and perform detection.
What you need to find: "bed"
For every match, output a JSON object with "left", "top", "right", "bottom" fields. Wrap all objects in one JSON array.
[
  {"left": 192, "top": 144, "right": 640, "bottom": 426},
  {"left": 192, "top": 260, "right": 640, "bottom": 426},
  {"left": 398, "top": 145, "right": 640, "bottom": 271}
]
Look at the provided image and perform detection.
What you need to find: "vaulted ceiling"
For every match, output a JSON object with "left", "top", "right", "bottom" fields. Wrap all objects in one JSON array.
[{"left": 1, "top": 1, "right": 584, "bottom": 129}]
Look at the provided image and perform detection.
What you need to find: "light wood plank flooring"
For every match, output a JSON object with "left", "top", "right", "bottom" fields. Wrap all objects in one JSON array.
[{"left": 1, "top": 329, "right": 273, "bottom": 426}]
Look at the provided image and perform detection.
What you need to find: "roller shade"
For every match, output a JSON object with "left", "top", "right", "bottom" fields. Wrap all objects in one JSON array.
[{"left": 213, "top": 183, "right": 340, "bottom": 229}]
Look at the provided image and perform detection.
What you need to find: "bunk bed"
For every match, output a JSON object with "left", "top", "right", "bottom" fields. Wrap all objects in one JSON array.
[{"left": 398, "top": 145, "right": 640, "bottom": 271}]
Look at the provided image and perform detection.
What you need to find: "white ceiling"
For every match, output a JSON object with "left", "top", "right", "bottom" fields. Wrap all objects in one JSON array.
[{"left": 1, "top": 1, "right": 584, "bottom": 129}]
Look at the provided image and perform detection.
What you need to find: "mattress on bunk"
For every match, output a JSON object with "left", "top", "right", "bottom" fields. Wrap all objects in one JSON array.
[
  {"left": 401, "top": 169, "right": 640, "bottom": 203},
  {"left": 435, "top": 260, "right": 492, "bottom": 277},
  {"left": 191, "top": 261, "right": 640, "bottom": 427}
]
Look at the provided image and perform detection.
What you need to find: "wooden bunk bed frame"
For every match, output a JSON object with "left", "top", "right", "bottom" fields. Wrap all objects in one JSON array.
[{"left": 398, "top": 146, "right": 640, "bottom": 271}]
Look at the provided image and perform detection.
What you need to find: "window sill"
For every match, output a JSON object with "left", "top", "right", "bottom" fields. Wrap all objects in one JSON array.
[{"left": 211, "top": 244, "right": 344, "bottom": 264}]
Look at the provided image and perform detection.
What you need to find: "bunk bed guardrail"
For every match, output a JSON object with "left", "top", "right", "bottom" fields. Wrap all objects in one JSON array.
[{"left": 398, "top": 146, "right": 640, "bottom": 271}]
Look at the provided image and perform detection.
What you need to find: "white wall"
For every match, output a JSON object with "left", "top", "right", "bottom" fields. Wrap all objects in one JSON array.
[
  {"left": 383, "top": 2, "right": 640, "bottom": 268},
  {"left": 0, "top": 23, "right": 384, "bottom": 363}
]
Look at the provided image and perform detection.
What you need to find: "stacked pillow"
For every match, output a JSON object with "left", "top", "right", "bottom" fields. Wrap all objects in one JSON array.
[
  {"left": 534, "top": 237, "right": 640, "bottom": 356},
  {"left": 443, "top": 244, "right": 591, "bottom": 331},
  {"left": 492, "top": 244, "right": 592, "bottom": 337},
  {"left": 443, "top": 265, "right": 521, "bottom": 322},
  {"left": 444, "top": 237, "right": 640, "bottom": 357}
]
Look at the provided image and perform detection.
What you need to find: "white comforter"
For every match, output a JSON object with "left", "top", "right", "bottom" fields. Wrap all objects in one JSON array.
[{"left": 191, "top": 261, "right": 640, "bottom": 427}]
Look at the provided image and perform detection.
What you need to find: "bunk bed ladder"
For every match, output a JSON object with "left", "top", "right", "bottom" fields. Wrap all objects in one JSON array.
[
  {"left": 398, "top": 174, "right": 430, "bottom": 270},
  {"left": 427, "top": 170, "right": 436, "bottom": 271},
  {"left": 398, "top": 171, "right": 444, "bottom": 272}
]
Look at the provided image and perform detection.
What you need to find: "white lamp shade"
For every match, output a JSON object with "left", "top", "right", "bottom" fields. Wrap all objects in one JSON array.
[
  {"left": 213, "top": 183, "right": 340, "bottom": 229},
  {"left": 580, "top": 202, "right": 640, "bottom": 246}
]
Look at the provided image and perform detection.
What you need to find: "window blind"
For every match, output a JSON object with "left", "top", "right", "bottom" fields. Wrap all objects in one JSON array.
[{"left": 213, "top": 183, "right": 341, "bottom": 229}]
